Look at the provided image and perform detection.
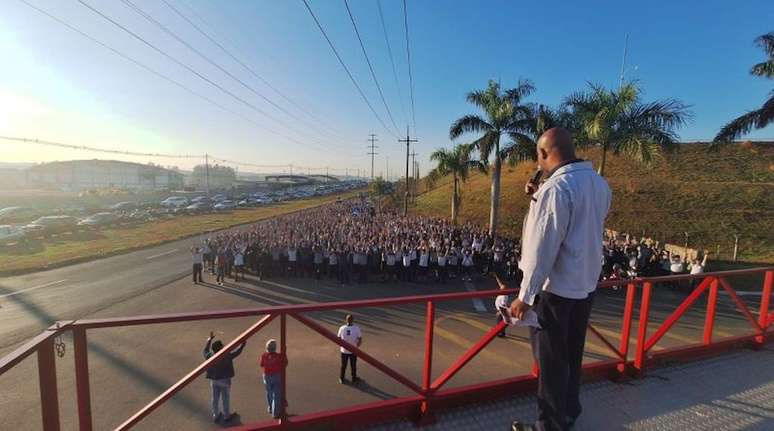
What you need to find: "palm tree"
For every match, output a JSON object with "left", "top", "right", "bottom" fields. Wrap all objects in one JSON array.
[
  {"left": 449, "top": 79, "right": 536, "bottom": 235},
  {"left": 502, "top": 104, "right": 579, "bottom": 165},
  {"left": 565, "top": 82, "right": 691, "bottom": 176},
  {"left": 427, "top": 143, "right": 479, "bottom": 224},
  {"left": 715, "top": 32, "right": 774, "bottom": 143}
]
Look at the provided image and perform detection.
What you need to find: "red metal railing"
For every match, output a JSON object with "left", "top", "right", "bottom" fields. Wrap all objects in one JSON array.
[{"left": 0, "top": 268, "right": 771, "bottom": 431}]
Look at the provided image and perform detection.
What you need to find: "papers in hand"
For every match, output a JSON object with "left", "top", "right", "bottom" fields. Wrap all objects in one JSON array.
[{"left": 509, "top": 310, "right": 541, "bottom": 329}]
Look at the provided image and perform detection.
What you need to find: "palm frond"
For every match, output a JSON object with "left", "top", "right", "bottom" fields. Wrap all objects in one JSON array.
[
  {"left": 504, "top": 79, "right": 536, "bottom": 105},
  {"left": 750, "top": 60, "right": 774, "bottom": 78},
  {"left": 754, "top": 32, "right": 774, "bottom": 58},
  {"left": 449, "top": 115, "right": 493, "bottom": 140},
  {"left": 714, "top": 110, "right": 762, "bottom": 143},
  {"left": 755, "top": 93, "right": 774, "bottom": 128}
]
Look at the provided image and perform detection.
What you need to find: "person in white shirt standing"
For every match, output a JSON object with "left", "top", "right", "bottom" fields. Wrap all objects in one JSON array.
[
  {"left": 510, "top": 128, "right": 611, "bottom": 431},
  {"left": 337, "top": 314, "right": 362, "bottom": 384}
]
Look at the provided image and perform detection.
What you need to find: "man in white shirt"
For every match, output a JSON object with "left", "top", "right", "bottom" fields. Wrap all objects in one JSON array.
[
  {"left": 337, "top": 314, "right": 362, "bottom": 384},
  {"left": 510, "top": 128, "right": 611, "bottom": 431}
]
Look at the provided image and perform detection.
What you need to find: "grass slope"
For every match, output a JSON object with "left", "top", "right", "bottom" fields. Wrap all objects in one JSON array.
[{"left": 414, "top": 143, "right": 774, "bottom": 263}]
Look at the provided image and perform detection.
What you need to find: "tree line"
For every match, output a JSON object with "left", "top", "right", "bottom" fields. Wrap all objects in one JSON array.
[{"left": 429, "top": 31, "right": 773, "bottom": 235}]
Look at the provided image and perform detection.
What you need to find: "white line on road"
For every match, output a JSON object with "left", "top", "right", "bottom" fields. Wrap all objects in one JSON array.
[
  {"left": 146, "top": 249, "right": 179, "bottom": 260},
  {"left": 0, "top": 279, "right": 67, "bottom": 299},
  {"left": 465, "top": 280, "right": 487, "bottom": 312},
  {"left": 721, "top": 291, "right": 772, "bottom": 296}
]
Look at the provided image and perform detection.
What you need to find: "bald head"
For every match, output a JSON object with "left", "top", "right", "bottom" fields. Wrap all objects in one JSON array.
[{"left": 536, "top": 127, "right": 575, "bottom": 172}]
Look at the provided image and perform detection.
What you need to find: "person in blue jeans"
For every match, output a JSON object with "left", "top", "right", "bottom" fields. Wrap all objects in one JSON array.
[
  {"left": 259, "top": 339, "right": 287, "bottom": 419},
  {"left": 203, "top": 331, "right": 246, "bottom": 423}
]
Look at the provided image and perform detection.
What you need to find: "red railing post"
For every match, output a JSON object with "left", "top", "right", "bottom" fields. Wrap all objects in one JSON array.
[
  {"left": 280, "top": 313, "right": 287, "bottom": 421},
  {"left": 617, "top": 282, "right": 636, "bottom": 376},
  {"left": 703, "top": 279, "right": 719, "bottom": 345},
  {"left": 416, "top": 300, "right": 435, "bottom": 425},
  {"left": 73, "top": 327, "right": 92, "bottom": 431},
  {"left": 633, "top": 281, "right": 652, "bottom": 378},
  {"left": 38, "top": 336, "right": 61, "bottom": 431},
  {"left": 756, "top": 270, "right": 773, "bottom": 347}
]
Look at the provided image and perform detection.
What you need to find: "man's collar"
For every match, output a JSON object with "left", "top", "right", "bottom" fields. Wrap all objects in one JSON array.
[{"left": 545, "top": 159, "right": 590, "bottom": 179}]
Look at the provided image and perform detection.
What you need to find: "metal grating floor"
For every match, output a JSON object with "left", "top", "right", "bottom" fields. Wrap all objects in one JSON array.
[{"left": 361, "top": 348, "right": 774, "bottom": 431}]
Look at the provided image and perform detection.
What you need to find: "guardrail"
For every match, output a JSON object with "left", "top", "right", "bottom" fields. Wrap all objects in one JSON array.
[{"left": 0, "top": 268, "right": 771, "bottom": 430}]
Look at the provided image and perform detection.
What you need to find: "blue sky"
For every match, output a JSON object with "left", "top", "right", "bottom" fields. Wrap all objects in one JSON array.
[{"left": 1, "top": 0, "right": 772, "bottom": 176}]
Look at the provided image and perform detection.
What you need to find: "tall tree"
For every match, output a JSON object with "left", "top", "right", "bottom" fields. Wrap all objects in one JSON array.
[
  {"left": 427, "top": 143, "right": 479, "bottom": 224},
  {"left": 502, "top": 104, "right": 578, "bottom": 165},
  {"left": 449, "top": 79, "right": 536, "bottom": 235},
  {"left": 565, "top": 82, "right": 691, "bottom": 176},
  {"left": 715, "top": 32, "right": 774, "bottom": 143}
]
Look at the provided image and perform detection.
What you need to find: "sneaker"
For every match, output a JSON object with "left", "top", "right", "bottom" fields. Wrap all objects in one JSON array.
[
  {"left": 511, "top": 422, "right": 536, "bottom": 431},
  {"left": 212, "top": 413, "right": 222, "bottom": 423},
  {"left": 351, "top": 376, "right": 360, "bottom": 384},
  {"left": 223, "top": 412, "right": 236, "bottom": 422},
  {"left": 338, "top": 378, "right": 346, "bottom": 384}
]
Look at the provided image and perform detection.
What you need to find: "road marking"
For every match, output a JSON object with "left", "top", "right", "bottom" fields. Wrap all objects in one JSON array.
[
  {"left": 0, "top": 279, "right": 67, "bottom": 299},
  {"left": 145, "top": 249, "right": 179, "bottom": 260},
  {"left": 722, "top": 291, "right": 771, "bottom": 296},
  {"left": 464, "top": 280, "right": 487, "bottom": 312},
  {"left": 433, "top": 325, "right": 515, "bottom": 367}
]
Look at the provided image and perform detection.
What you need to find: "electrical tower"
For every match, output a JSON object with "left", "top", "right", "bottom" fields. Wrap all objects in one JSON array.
[
  {"left": 367, "top": 134, "right": 379, "bottom": 180},
  {"left": 398, "top": 126, "right": 418, "bottom": 216}
]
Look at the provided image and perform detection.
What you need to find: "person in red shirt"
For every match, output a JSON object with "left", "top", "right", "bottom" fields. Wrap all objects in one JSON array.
[{"left": 259, "top": 339, "right": 287, "bottom": 419}]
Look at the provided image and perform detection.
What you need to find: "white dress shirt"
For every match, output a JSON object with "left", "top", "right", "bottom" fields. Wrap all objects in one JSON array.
[{"left": 518, "top": 161, "right": 611, "bottom": 305}]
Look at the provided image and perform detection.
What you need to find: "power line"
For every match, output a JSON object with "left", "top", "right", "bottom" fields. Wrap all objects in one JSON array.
[
  {"left": 402, "top": 0, "right": 417, "bottom": 133},
  {"left": 77, "top": 0, "right": 327, "bottom": 152},
  {"left": 1, "top": 136, "right": 200, "bottom": 159},
  {"left": 1, "top": 136, "right": 360, "bottom": 174},
  {"left": 160, "top": 0, "right": 342, "bottom": 138},
  {"left": 377, "top": 0, "right": 408, "bottom": 127},
  {"left": 343, "top": 0, "right": 401, "bottom": 136},
  {"left": 301, "top": 0, "right": 400, "bottom": 139},
  {"left": 118, "top": 0, "right": 332, "bottom": 147},
  {"left": 16, "top": 0, "right": 304, "bottom": 148}
]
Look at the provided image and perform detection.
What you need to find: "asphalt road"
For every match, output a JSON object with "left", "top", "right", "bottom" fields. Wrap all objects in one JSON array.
[{"left": 0, "top": 259, "right": 762, "bottom": 431}]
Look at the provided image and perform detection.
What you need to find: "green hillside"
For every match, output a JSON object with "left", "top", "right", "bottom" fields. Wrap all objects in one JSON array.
[{"left": 413, "top": 142, "right": 774, "bottom": 263}]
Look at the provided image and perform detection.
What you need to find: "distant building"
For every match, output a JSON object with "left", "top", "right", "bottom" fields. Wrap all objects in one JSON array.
[{"left": 25, "top": 160, "right": 184, "bottom": 191}]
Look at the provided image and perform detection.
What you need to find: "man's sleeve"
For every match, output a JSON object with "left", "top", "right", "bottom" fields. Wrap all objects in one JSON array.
[{"left": 518, "top": 187, "right": 570, "bottom": 305}]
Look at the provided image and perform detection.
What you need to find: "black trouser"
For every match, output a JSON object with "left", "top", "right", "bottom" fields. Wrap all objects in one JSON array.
[
  {"left": 340, "top": 353, "right": 357, "bottom": 380},
  {"left": 192, "top": 263, "right": 203, "bottom": 283},
  {"left": 529, "top": 291, "right": 594, "bottom": 431}
]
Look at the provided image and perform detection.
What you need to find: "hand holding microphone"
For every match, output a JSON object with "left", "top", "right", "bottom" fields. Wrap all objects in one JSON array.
[{"left": 525, "top": 169, "right": 543, "bottom": 195}]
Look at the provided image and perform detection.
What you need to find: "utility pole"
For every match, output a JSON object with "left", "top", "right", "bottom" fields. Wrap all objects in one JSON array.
[
  {"left": 410, "top": 149, "right": 418, "bottom": 202},
  {"left": 367, "top": 134, "right": 379, "bottom": 181},
  {"left": 326, "top": 166, "right": 329, "bottom": 183},
  {"left": 204, "top": 153, "right": 210, "bottom": 196},
  {"left": 398, "top": 126, "right": 418, "bottom": 216},
  {"left": 386, "top": 156, "right": 389, "bottom": 182}
]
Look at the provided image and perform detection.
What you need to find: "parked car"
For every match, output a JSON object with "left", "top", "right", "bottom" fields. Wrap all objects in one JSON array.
[
  {"left": 190, "top": 196, "right": 212, "bottom": 204},
  {"left": 160, "top": 196, "right": 189, "bottom": 208},
  {"left": 213, "top": 200, "right": 236, "bottom": 211},
  {"left": 24, "top": 215, "right": 79, "bottom": 236},
  {"left": 0, "top": 225, "right": 26, "bottom": 245},
  {"left": 185, "top": 202, "right": 212, "bottom": 213},
  {"left": 78, "top": 212, "right": 119, "bottom": 228},
  {"left": 0, "top": 206, "right": 38, "bottom": 223},
  {"left": 109, "top": 201, "right": 135, "bottom": 211}
]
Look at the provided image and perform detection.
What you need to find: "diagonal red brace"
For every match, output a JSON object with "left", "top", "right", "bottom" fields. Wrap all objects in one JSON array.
[
  {"left": 643, "top": 276, "right": 713, "bottom": 353},
  {"left": 290, "top": 313, "right": 423, "bottom": 395},
  {"left": 430, "top": 321, "right": 507, "bottom": 392},
  {"left": 718, "top": 278, "right": 765, "bottom": 335}
]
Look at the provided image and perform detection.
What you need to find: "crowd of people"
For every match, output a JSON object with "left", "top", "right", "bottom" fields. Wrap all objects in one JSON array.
[
  {"left": 601, "top": 233, "right": 709, "bottom": 285},
  {"left": 190, "top": 198, "right": 524, "bottom": 288}
]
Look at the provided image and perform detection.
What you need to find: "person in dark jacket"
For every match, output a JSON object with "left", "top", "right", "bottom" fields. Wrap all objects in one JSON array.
[{"left": 203, "top": 332, "right": 246, "bottom": 423}]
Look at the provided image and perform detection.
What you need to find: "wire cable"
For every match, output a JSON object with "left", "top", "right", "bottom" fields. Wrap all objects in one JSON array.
[
  {"left": 376, "top": 0, "right": 408, "bottom": 127},
  {"left": 121, "top": 0, "right": 336, "bottom": 144},
  {"left": 15, "top": 0, "right": 304, "bottom": 150},
  {"left": 343, "top": 0, "right": 401, "bottom": 136},
  {"left": 160, "top": 0, "right": 342, "bottom": 138},
  {"left": 77, "top": 0, "right": 327, "bottom": 152},
  {"left": 301, "top": 0, "right": 400, "bottom": 139},
  {"left": 402, "top": 0, "right": 417, "bottom": 134}
]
